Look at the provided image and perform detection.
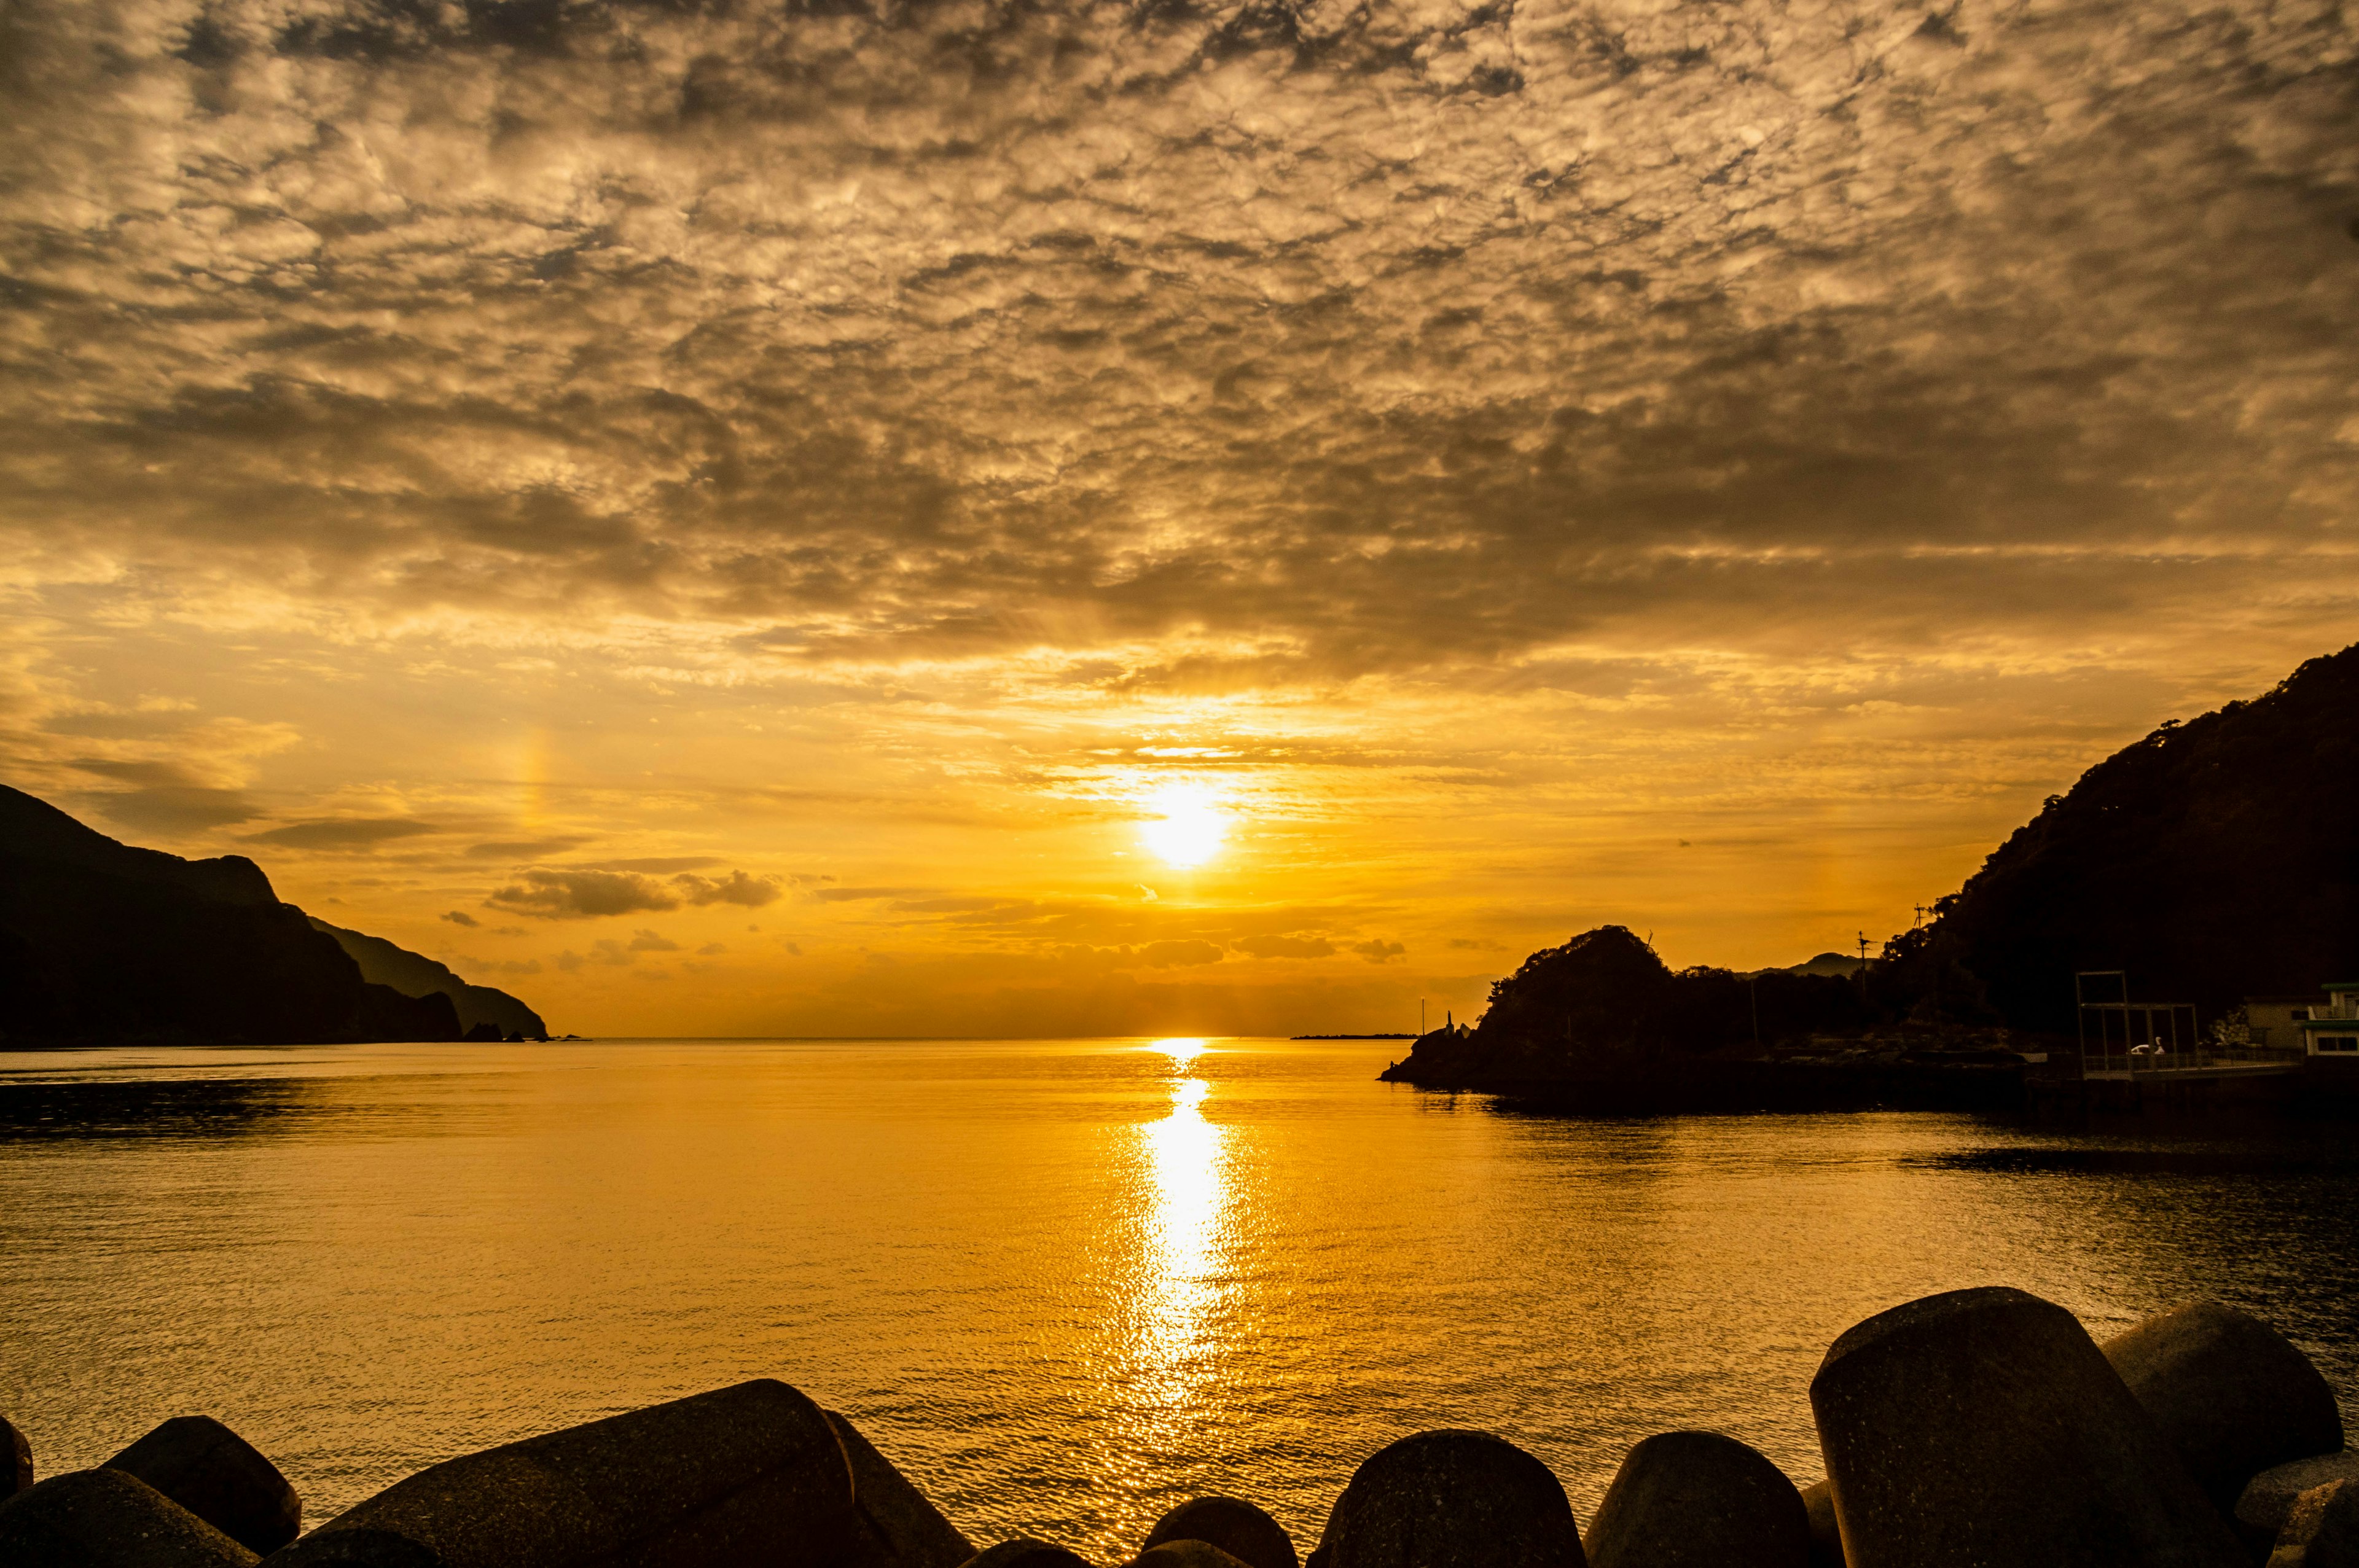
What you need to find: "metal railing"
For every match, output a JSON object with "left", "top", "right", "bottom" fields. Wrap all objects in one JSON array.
[{"left": 2080, "top": 1043, "right": 2306, "bottom": 1077}]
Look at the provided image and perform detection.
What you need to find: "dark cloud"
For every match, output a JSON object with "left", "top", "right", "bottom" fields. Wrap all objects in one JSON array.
[
  {"left": 675, "top": 870, "right": 782, "bottom": 907},
  {"left": 488, "top": 868, "right": 680, "bottom": 918},
  {"left": 485, "top": 865, "right": 779, "bottom": 916},
  {"left": 241, "top": 817, "right": 438, "bottom": 849},
  {"left": 2, "top": 0, "right": 2351, "bottom": 681},
  {"left": 1352, "top": 939, "right": 1407, "bottom": 964},
  {"left": 440, "top": 909, "right": 480, "bottom": 927},
  {"left": 87, "top": 787, "right": 262, "bottom": 833},
  {"left": 627, "top": 928, "right": 680, "bottom": 952}
]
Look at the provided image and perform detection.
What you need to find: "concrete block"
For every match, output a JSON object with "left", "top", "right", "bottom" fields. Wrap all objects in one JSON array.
[
  {"left": 2103, "top": 1303, "right": 2343, "bottom": 1515},
  {"left": 1810, "top": 1286, "right": 2245, "bottom": 1568},
  {"left": 269, "top": 1378, "right": 859, "bottom": 1567},
  {"left": 107, "top": 1414, "right": 301, "bottom": 1556},
  {"left": 1312, "top": 1429, "right": 1584, "bottom": 1568},
  {"left": 1143, "top": 1495, "right": 1297, "bottom": 1568},
  {"left": 1582, "top": 1432, "right": 1809, "bottom": 1568},
  {"left": 0, "top": 1467, "right": 259, "bottom": 1567}
]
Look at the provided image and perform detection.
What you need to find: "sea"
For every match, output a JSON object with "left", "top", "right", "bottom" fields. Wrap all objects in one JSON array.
[{"left": 2, "top": 1036, "right": 2355, "bottom": 1556}]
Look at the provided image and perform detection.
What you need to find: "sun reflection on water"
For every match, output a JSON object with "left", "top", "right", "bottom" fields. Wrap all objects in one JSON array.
[{"left": 1140, "top": 1037, "right": 1227, "bottom": 1384}]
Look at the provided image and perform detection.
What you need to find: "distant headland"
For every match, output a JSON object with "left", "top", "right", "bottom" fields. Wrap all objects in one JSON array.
[
  {"left": 1385, "top": 643, "right": 2359, "bottom": 1112},
  {"left": 0, "top": 784, "right": 547, "bottom": 1048}
]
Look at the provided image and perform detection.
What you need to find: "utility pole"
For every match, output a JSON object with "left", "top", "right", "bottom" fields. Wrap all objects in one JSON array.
[{"left": 1420, "top": 998, "right": 1427, "bottom": 1038}]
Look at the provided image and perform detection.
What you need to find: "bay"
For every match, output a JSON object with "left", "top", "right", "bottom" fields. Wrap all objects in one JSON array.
[{"left": 2, "top": 1036, "right": 2354, "bottom": 1558}]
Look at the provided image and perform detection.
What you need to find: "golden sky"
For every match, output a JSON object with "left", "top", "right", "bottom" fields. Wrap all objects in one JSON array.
[{"left": 3, "top": 0, "right": 2355, "bottom": 1036}]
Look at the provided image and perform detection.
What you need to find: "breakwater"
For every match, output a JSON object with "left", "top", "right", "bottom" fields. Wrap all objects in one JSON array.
[{"left": 4, "top": 1287, "right": 2355, "bottom": 1568}]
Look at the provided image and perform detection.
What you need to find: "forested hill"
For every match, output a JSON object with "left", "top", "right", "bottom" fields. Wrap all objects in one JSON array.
[{"left": 1914, "top": 643, "right": 2359, "bottom": 1032}]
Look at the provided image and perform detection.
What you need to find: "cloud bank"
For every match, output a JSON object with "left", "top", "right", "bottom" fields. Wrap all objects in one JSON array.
[{"left": 1, "top": 0, "right": 2351, "bottom": 687}]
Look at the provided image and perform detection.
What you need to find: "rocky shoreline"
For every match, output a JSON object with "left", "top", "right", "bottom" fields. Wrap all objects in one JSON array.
[{"left": 3, "top": 1287, "right": 2354, "bottom": 1567}]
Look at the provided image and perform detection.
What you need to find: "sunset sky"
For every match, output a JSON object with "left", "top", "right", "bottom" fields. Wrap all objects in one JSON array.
[{"left": 2, "top": 0, "right": 2354, "bottom": 1036}]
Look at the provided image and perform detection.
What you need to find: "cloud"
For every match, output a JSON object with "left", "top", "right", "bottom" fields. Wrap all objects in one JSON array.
[
  {"left": 467, "top": 838, "right": 591, "bottom": 860},
  {"left": 488, "top": 869, "right": 680, "bottom": 919},
  {"left": 627, "top": 928, "right": 680, "bottom": 953},
  {"left": 1353, "top": 940, "right": 1408, "bottom": 964},
  {"left": 0, "top": 0, "right": 2349, "bottom": 690},
  {"left": 241, "top": 817, "right": 437, "bottom": 850},
  {"left": 1235, "top": 934, "right": 1339, "bottom": 960},
  {"left": 696, "top": 942, "right": 726, "bottom": 956},
  {"left": 675, "top": 870, "right": 782, "bottom": 908},
  {"left": 441, "top": 910, "right": 479, "bottom": 927},
  {"left": 1140, "top": 940, "right": 1224, "bottom": 968},
  {"left": 813, "top": 887, "right": 922, "bottom": 903},
  {"left": 87, "top": 787, "right": 261, "bottom": 833},
  {"left": 596, "top": 857, "right": 725, "bottom": 873},
  {"left": 484, "top": 864, "right": 778, "bottom": 916}
]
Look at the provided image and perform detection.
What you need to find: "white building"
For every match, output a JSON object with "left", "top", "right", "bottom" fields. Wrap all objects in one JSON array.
[{"left": 2298, "top": 982, "right": 2359, "bottom": 1058}]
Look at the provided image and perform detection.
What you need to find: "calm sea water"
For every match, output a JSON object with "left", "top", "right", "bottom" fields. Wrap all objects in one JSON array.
[{"left": 3, "top": 1037, "right": 2355, "bottom": 1558}]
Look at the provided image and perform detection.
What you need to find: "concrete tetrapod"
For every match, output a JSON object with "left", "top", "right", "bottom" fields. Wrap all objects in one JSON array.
[
  {"left": 961, "top": 1539, "right": 1098, "bottom": 1568},
  {"left": 1810, "top": 1286, "right": 2247, "bottom": 1568},
  {"left": 2, "top": 1413, "right": 27, "bottom": 1500},
  {"left": 1143, "top": 1496, "right": 1299, "bottom": 1568},
  {"left": 0, "top": 1467, "right": 260, "bottom": 1568},
  {"left": 825, "top": 1410, "right": 977, "bottom": 1568},
  {"left": 1312, "top": 1429, "right": 1586, "bottom": 1568},
  {"left": 1796, "top": 1481, "right": 1842, "bottom": 1568},
  {"left": 106, "top": 1414, "right": 302, "bottom": 1556},
  {"left": 269, "top": 1379, "right": 863, "bottom": 1568},
  {"left": 2102, "top": 1302, "right": 2345, "bottom": 1516},
  {"left": 2269, "top": 1482, "right": 2359, "bottom": 1568},
  {"left": 1133, "top": 1542, "right": 1259, "bottom": 1568},
  {"left": 1582, "top": 1432, "right": 1809, "bottom": 1568},
  {"left": 2242, "top": 1457, "right": 2359, "bottom": 1544}
]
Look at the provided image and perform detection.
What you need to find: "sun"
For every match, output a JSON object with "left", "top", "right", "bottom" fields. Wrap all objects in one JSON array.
[{"left": 1141, "top": 782, "right": 1230, "bottom": 869}]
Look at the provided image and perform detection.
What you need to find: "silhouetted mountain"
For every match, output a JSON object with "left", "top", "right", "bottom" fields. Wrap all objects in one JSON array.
[
  {"left": 1391, "top": 644, "right": 2359, "bottom": 1102},
  {"left": 1382, "top": 925, "right": 1880, "bottom": 1096},
  {"left": 309, "top": 918, "right": 546, "bottom": 1039},
  {"left": 0, "top": 785, "right": 483, "bottom": 1045},
  {"left": 1902, "top": 643, "right": 2359, "bottom": 1032}
]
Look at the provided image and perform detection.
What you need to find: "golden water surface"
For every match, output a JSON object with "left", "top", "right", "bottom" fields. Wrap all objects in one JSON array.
[{"left": 2, "top": 1037, "right": 2354, "bottom": 1558}]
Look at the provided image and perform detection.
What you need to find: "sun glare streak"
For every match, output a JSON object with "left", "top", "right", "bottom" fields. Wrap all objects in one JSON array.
[
  {"left": 1141, "top": 782, "right": 1230, "bottom": 868},
  {"left": 1135, "top": 1037, "right": 1227, "bottom": 1406}
]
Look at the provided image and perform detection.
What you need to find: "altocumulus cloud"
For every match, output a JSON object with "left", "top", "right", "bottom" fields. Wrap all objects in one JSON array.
[
  {"left": 1, "top": 0, "right": 2352, "bottom": 688},
  {"left": 488, "top": 867, "right": 781, "bottom": 918}
]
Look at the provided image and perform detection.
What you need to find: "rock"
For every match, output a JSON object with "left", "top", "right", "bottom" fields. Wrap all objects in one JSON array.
[
  {"left": 2269, "top": 1481, "right": 2359, "bottom": 1568},
  {"left": 0, "top": 1467, "right": 260, "bottom": 1567},
  {"left": 963, "top": 1540, "right": 1098, "bottom": 1568},
  {"left": 106, "top": 1414, "right": 302, "bottom": 1556},
  {"left": 1809, "top": 1285, "right": 2246, "bottom": 1568},
  {"left": 271, "top": 1378, "right": 863, "bottom": 1567},
  {"left": 1143, "top": 1495, "right": 1299, "bottom": 1568},
  {"left": 1133, "top": 1543, "right": 1257, "bottom": 1568},
  {"left": 825, "top": 1410, "right": 976, "bottom": 1568},
  {"left": 2242, "top": 1457, "right": 2359, "bottom": 1543},
  {"left": 2103, "top": 1302, "right": 2345, "bottom": 1515},
  {"left": 1797, "top": 1481, "right": 1842, "bottom": 1568},
  {"left": 2, "top": 1413, "right": 28, "bottom": 1499},
  {"left": 1582, "top": 1431, "right": 1808, "bottom": 1568},
  {"left": 1313, "top": 1429, "right": 1584, "bottom": 1568}
]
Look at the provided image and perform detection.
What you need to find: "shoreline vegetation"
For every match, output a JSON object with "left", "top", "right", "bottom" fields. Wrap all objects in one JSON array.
[
  {"left": 1383, "top": 646, "right": 2359, "bottom": 1115},
  {"left": 4, "top": 1288, "right": 2352, "bottom": 1568}
]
